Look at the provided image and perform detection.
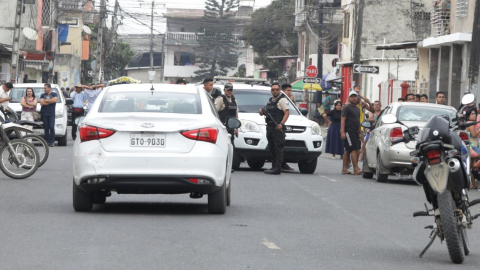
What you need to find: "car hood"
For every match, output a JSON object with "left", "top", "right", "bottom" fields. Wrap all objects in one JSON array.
[{"left": 238, "top": 112, "right": 314, "bottom": 127}]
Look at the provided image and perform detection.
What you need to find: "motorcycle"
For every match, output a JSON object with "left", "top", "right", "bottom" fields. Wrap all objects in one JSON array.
[
  {"left": 375, "top": 94, "right": 480, "bottom": 264},
  {"left": 0, "top": 106, "right": 49, "bottom": 167}
]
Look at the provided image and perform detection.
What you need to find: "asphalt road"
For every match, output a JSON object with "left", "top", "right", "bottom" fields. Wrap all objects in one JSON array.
[{"left": 0, "top": 136, "right": 479, "bottom": 270}]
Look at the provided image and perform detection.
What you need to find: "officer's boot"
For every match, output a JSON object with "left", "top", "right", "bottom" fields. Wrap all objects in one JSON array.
[{"left": 264, "top": 167, "right": 281, "bottom": 175}]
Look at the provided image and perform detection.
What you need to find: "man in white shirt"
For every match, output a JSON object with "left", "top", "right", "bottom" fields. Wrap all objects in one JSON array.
[
  {"left": 0, "top": 82, "right": 13, "bottom": 108},
  {"left": 83, "top": 83, "right": 104, "bottom": 113}
]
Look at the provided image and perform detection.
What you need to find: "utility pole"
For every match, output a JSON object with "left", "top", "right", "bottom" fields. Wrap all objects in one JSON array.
[
  {"left": 352, "top": 0, "right": 365, "bottom": 84},
  {"left": 468, "top": 0, "right": 480, "bottom": 93},
  {"left": 149, "top": 0, "right": 155, "bottom": 83},
  {"left": 10, "top": 0, "right": 23, "bottom": 83},
  {"left": 48, "top": 0, "right": 59, "bottom": 84},
  {"left": 94, "top": 0, "right": 106, "bottom": 84},
  {"left": 316, "top": 1, "right": 324, "bottom": 104},
  {"left": 110, "top": 0, "right": 120, "bottom": 54},
  {"left": 160, "top": 34, "right": 166, "bottom": 83}
]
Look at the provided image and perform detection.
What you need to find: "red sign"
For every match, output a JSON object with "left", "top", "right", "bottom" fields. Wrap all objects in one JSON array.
[{"left": 306, "top": 65, "right": 318, "bottom": 78}]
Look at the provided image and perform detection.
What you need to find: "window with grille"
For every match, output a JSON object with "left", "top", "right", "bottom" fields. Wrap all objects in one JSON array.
[
  {"left": 431, "top": 0, "right": 451, "bottom": 37},
  {"left": 456, "top": 0, "right": 468, "bottom": 17},
  {"left": 414, "top": 11, "right": 431, "bottom": 20}
]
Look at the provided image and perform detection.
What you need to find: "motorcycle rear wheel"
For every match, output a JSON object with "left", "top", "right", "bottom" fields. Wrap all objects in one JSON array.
[{"left": 438, "top": 191, "right": 465, "bottom": 264}]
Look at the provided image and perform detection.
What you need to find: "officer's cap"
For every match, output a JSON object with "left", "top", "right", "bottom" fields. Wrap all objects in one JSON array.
[{"left": 224, "top": 83, "right": 234, "bottom": 90}]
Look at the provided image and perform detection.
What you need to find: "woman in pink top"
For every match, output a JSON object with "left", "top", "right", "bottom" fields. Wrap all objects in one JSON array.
[{"left": 20, "top": 88, "right": 38, "bottom": 131}]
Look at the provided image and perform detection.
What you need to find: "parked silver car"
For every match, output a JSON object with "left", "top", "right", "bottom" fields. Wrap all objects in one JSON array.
[{"left": 362, "top": 102, "right": 457, "bottom": 182}]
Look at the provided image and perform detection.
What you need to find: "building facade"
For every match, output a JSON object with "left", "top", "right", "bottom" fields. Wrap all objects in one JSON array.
[
  {"left": 419, "top": 0, "right": 476, "bottom": 106},
  {"left": 338, "top": 0, "right": 431, "bottom": 103}
]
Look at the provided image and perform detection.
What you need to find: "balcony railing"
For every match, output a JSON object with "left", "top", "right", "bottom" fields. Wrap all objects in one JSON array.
[
  {"left": 431, "top": 0, "right": 450, "bottom": 37},
  {"left": 166, "top": 32, "right": 244, "bottom": 45}
]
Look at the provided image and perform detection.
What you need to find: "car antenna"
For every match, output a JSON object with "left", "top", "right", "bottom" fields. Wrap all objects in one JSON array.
[{"left": 150, "top": 85, "right": 155, "bottom": 95}]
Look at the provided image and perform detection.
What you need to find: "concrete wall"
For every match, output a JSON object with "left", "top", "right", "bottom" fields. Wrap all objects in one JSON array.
[
  {"left": 450, "top": 0, "right": 476, "bottom": 34},
  {"left": 363, "top": 59, "right": 417, "bottom": 102},
  {"left": 0, "top": 0, "right": 38, "bottom": 52},
  {"left": 126, "top": 68, "right": 163, "bottom": 83},
  {"left": 120, "top": 35, "right": 165, "bottom": 53},
  {"left": 55, "top": 54, "right": 81, "bottom": 88}
]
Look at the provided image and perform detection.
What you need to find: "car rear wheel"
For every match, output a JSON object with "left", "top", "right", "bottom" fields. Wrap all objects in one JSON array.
[
  {"left": 298, "top": 158, "right": 318, "bottom": 174},
  {"left": 57, "top": 132, "right": 67, "bottom": 146},
  {"left": 376, "top": 153, "right": 388, "bottom": 183},
  {"left": 226, "top": 178, "right": 231, "bottom": 207},
  {"left": 247, "top": 159, "right": 265, "bottom": 170},
  {"left": 208, "top": 183, "right": 227, "bottom": 214},
  {"left": 232, "top": 152, "right": 241, "bottom": 170},
  {"left": 92, "top": 192, "right": 107, "bottom": 204},
  {"left": 362, "top": 154, "right": 374, "bottom": 179},
  {"left": 73, "top": 180, "right": 92, "bottom": 212}
]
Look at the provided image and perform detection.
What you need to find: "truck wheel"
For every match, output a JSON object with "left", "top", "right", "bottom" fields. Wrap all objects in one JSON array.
[
  {"left": 298, "top": 158, "right": 318, "bottom": 174},
  {"left": 232, "top": 152, "right": 242, "bottom": 170},
  {"left": 58, "top": 132, "right": 68, "bottom": 146},
  {"left": 208, "top": 183, "right": 226, "bottom": 214},
  {"left": 73, "top": 180, "right": 92, "bottom": 212}
]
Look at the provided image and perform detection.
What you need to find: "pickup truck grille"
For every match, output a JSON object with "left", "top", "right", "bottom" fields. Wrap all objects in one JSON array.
[
  {"left": 285, "top": 126, "right": 306, "bottom": 133},
  {"left": 285, "top": 140, "right": 306, "bottom": 147}
]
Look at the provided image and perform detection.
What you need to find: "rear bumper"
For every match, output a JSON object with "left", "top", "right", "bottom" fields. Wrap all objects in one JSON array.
[
  {"left": 235, "top": 147, "right": 322, "bottom": 162},
  {"left": 382, "top": 144, "right": 415, "bottom": 169},
  {"left": 77, "top": 175, "right": 220, "bottom": 194}
]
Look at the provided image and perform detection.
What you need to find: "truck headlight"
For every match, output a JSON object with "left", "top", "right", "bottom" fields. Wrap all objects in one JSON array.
[
  {"left": 311, "top": 123, "right": 321, "bottom": 135},
  {"left": 240, "top": 120, "right": 260, "bottom": 133},
  {"left": 55, "top": 109, "right": 64, "bottom": 118}
]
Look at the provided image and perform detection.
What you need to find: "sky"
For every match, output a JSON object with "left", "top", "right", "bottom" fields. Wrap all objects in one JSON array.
[{"left": 116, "top": 0, "right": 274, "bottom": 34}]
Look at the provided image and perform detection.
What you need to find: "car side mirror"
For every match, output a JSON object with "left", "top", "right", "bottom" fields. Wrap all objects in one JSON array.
[
  {"left": 226, "top": 117, "right": 241, "bottom": 129},
  {"left": 66, "top": 98, "right": 74, "bottom": 105},
  {"left": 382, "top": 114, "right": 398, "bottom": 124},
  {"left": 75, "top": 116, "right": 85, "bottom": 125},
  {"left": 361, "top": 121, "right": 372, "bottom": 129},
  {"left": 300, "top": 108, "right": 308, "bottom": 116}
]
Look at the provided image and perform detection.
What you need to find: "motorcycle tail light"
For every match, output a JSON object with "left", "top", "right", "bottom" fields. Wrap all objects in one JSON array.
[
  {"left": 389, "top": 127, "right": 403, "bottom": 141},
  {"left": 459, "top": 131, "right": 469, "bottom": 141},
  {"left": 426, "top": 150, "right": 441, "bottom": 165}
]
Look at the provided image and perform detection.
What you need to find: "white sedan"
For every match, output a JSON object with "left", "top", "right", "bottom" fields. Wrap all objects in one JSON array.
[{"left": 72, "top": 84, "right": 240, "bottom": 214}]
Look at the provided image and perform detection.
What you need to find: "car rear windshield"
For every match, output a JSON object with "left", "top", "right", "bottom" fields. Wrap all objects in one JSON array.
[
  {"left": 99, "top": 91, "right": 202, "bottom": 114},
  {"left": 10, "top": 87, "right": 62, "bottom": 103},
  {"left": 234, "top": 90, "right": 300, "bottom": 115},
  {"left": 397, "top": 106, "right": 456, "bottom": 122}
]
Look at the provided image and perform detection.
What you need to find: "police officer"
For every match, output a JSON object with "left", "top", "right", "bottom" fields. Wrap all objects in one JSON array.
[
  {"left": 259, "top": 83, "right": 290, "bottom": 175},
  {"left": 215, "top": 83, "right": 239, "bottom": 145}
]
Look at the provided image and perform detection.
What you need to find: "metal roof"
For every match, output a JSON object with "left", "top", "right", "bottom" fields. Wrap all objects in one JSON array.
[{"left": 374, "top": 41, "right": 418, "bottom": 50}]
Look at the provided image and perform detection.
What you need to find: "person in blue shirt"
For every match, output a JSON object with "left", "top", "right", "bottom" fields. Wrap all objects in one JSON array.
[
  {"left": 40, "top": 83, "right": 58, "bottom": 147},
  {"left": 84, "top": 83, "right": 104, "bottom": 113},
  {"left": 70, "top": 83, "right": 87, "bottom": 140}
]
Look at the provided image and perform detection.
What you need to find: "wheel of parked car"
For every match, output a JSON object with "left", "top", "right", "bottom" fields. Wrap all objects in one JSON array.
[
  {"left": 298, "top": 158, "right": 318, "bottom": 174},
  {"left": 208, "top": 182, "right": 227, "bottom": 214},
  {"left": 362, "top": 155, "right": 374, "bottom": 179},
  {"left": 73, "top": 180, "right": 93, "bottom": 212},
  {"left": 232, "top": 152, "right": 242, "bottom": 170},
  {"left": 247, "top": 159, "right": 265, "bottom": 170},
  {"left": 226, "top": 177, "right": 232, "bottom": 207},
  {"left": 92, "top": 192, "right": 107, "bottom": 204},
  {"left": 57, "top": 132, "right": 68, "bottom": 146},
  {"left": 375, "top": 153, "right": 388, "bottom": 183}
]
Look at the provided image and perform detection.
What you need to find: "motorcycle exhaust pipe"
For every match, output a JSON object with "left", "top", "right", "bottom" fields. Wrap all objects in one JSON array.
[{"left": 447, "top": 158, "right": 461, "bottom": 173}]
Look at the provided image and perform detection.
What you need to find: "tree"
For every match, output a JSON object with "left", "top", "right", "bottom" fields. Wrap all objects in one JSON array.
[
  {"left": 194, "top": 0, "right": 239, "bottom": 80},
  {"left": 244, "top": 0, "right": 297, "bottom": 78},
  {"left": 103, "top": 41, "right": 135, "bottom": 80}
]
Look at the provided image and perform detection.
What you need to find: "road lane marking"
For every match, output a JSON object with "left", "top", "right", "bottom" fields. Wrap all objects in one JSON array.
[
  {"left": 262, "top": 238, "right": 281, "bottom": 250},
  {"left": 320, "top": 175, "right": 337, "bottom": 182}
]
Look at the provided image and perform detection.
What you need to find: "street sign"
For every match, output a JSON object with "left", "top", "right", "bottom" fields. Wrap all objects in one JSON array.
[
  {"left": 303, "top": 77, "right": 321, "bottom": 84},
  {"left": 87, "top": 70, "right": 94, "bottom": 77},
  {"left": 306, "top": 65, "right": 318, "bottom": 78},
  {"left": 354, "top": 64, "right": 379, "bottom": 74}
]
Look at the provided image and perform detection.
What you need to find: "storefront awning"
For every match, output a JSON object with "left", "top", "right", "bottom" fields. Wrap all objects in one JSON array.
[
  {"left": 375, "top": 41, "right": 418, "bottom": 50},
  {"left": 422, "top": 33, "right": 472, "bottom": 48}
]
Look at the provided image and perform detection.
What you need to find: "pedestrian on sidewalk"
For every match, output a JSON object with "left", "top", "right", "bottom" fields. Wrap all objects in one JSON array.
[
  {"left": 436, "top": 91, "right": 446, "bottom": 105},
  {"left": 341, "top": 91, "right": 362, "bottom": 175},
  {"left": 84, "top": 83, "right": 104, "bottom": 113},
  {"left": 324, "top": 100, "right": 344, "bottom": 159},
  {"left": 70, "top": 83, "right": 87, "bottom": 140},
  {"left": 40, "top": 83, "right": 58, "bottom": 147},
  {"left": 0, "top": 82, "right": 13, "bottom": 108}
]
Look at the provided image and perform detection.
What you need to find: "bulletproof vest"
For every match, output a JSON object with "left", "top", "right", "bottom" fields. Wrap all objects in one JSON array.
[
  {"left": 218, "top": 95, "right": 237, "bottom": 124},
  {"left": 265, "top": 97, "right": 285, "bottom": 126}
]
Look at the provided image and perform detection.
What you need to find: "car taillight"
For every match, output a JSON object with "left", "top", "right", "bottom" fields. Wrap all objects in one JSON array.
[
  {"left": 426, "top": 150, "right": 441, "bottom": 165},
  {"left": 181, "top": 127, "right": 218, "bottom": 144},
  {"left": 459, "top": 131, "right": 469, "bottom": 141},
  {"left": 79, "top": 125, "right": 116, "bottom": 142},
  {"left": 298, "top": 103, "right": 307, "bottom": 109},
  {"left": 390, "top": 127, "right": 403, "bottom": 140}
]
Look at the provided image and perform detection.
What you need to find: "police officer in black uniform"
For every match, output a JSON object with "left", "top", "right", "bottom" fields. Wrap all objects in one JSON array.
[
  {"left": 215, "top": 83, "right": 239, "bottom": 145},
  {"left": 260, "top": 83, "right": 290, "bottom": 175}
]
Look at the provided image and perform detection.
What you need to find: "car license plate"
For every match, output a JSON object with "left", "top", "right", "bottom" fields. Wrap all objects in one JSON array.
[{"left": 130, "top": 133, "right": 166, "bottom": 147}]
